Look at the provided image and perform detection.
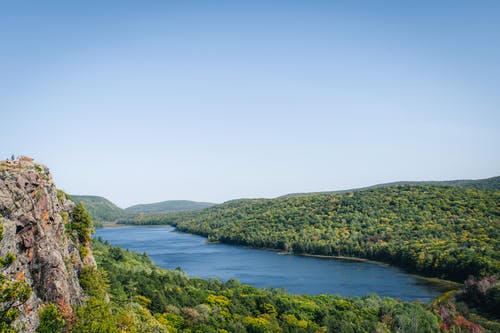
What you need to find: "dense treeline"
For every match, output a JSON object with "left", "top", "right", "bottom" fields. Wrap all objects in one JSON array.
[
  {"left": 155, "top": 186, "right": 500, "bottom": 282},
  {"left": 88, "top": 176, "right": 500, "bottom": 226},
  {"left": 125, "top": 200, "right": 216, "bottom": 213},
  {"left": 282, "top": 176, "right": 500, "bottom": 198},
  {"left": 119, "top": 211, "right": 193, "bottom": 225}
]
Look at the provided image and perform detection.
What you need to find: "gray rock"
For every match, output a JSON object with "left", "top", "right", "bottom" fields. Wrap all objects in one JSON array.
[{"left": 0, "top": 159, "right": 94, "bottom": 332}]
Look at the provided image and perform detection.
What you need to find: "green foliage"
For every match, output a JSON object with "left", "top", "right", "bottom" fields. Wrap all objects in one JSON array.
[
  {"left": 109, "top": 246, "right": 124, "bottom": 261},
  {"left": 119, "top": 211, "right": 194, "bottom": 226},
  {"left": 0, "top": 253, "right": 16, "bottom": 267},
  {"left": 446, "top": 176, "right": 500, "bottom": 191},
  {"left": 60, "top": 211, "right": 69, "bottom": 225},
  {"left": 56, "top": 189, "right": 71, "bottom": 204},
  {"left": 383, "top": 301, "right": 440, "bottom": 333},
  {"left": 0, "top": 273, "right": 32, "bottom": 332},
  {"left": 78, "top": 266, "right": 110, "bottom": 298},
  {"left": 78, "top": 244, "right": 89, "bottom": 258},
  {"left": 74, "top": 256, "right": 170, "bottom": 332},
  {"left": 37, "top": 303, "right": 66, "bottom": 333},
  {"left": 163, "top": 185, "right": 499, "bottom": 281},
  {"left": 68, "top": 202, "right": 94, "bottom": 244},
  {"left": 73, "top": 296, "right": 120, "bottom": 333}
]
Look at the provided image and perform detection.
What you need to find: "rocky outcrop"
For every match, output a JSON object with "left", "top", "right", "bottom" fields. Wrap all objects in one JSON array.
[{"left": 0, "top": 158, "right": 94, "bottom": 331}]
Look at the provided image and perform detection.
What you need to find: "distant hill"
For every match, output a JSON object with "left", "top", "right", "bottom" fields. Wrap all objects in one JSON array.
[
  {"left": 125, "top": 200, "right": 216, "bottom": 213},
  {"left": 281, "top": 176, "right": 500, "bottom": 198},
  {"left": 71, "top": 196, "right": 216, "bottom": 224},
  {"left": 71, "top": 195, "right": 131, "bottom": 223}
]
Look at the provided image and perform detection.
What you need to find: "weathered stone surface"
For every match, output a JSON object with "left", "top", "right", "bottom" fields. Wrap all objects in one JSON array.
[{"left": 0, "top": 159, "right": 93, "bottom": 332}]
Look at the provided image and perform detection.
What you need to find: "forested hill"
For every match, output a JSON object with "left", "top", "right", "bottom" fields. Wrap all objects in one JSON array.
[
  {"left": 170, "top": 185, "right": 500, "bottom": 282},
  {"left": 281, "top": 175, "right": 500, "bottom": 197},
  {"left": 71, "top": 195, "right": 131, "bottom": 223},
  {"left": 125, "top": 200, "right": 215, "bottom": 213},
  {"left": 71, "top": 195, "right": 216, "bottom": 224}
]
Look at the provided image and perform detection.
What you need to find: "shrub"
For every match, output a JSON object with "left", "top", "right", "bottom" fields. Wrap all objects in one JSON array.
[{"left": 37, "top": 303, "right": 66, "bottom": 333}]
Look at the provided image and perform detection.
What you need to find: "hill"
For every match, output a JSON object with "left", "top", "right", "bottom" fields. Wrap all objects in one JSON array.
[
  {"left": 125, "top": 200, "right": 216, "bottom": 213},
  {"left": 281, "top": 175, "right": 500, "bottom": 197},
  {"left": 71, "top": 195, "right": 131, "bottom": 223},
  {"left": 171, "top": 185, "right": 500, "bottom": 282},
  {"left": 71, "top": 196, "right": 216, "bottom": 226}
]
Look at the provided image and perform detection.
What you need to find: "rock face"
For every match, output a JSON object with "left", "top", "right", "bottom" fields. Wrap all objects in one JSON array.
[{"left": 0, "top": 158, "right": 93, "bottom": 331}]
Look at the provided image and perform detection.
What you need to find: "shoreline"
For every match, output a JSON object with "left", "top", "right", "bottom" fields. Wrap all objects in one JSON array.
[
  {"left": 278, "top": 253, "right": 460, "bottom": 291},
  {"left": 96, "top": 222, "right": 172, "bottom": 229},
  {"left": 297, "top": 252, "right": 392, "bottom": 265},
  {"left": 297, "top": 253, "right": 460, "bottom": 290}
]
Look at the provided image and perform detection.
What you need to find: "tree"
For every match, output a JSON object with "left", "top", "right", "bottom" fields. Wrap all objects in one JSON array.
[
  {"left": 37, "top": 303, "right": 66, "bottom": 333},
  {"left": 69, "top": 202, "right": 94, "bottom": 244}
]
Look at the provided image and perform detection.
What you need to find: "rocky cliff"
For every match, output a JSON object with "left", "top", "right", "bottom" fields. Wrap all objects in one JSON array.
[{"left": 0, "top": 158, "right": 94, "bottom": 331}]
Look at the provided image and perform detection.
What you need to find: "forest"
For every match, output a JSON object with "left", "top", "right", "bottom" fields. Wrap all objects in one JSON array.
[{"left": 120, "top": 185, "right": 500, "bottom": 282}]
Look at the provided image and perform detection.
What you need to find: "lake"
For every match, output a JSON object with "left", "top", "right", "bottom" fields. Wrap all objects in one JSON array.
[{"left": 95, "top": 226, "right": 446, "bottom": 302}]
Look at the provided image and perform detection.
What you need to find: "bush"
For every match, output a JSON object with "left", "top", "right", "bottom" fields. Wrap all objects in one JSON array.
[
  {"left": 68, "top": 202, "right": 94, "bottom": 244},
  {"left": 37, "top": 303, "right": 66, "bottom": 333}
]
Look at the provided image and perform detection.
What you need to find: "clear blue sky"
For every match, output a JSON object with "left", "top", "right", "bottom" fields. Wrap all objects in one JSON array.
[{"left": 1, "top": 1, "right": 499, "bottom": 207}]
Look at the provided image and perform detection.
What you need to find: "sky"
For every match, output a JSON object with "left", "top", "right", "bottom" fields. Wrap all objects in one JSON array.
[{"left": 1, "top": 1, "right": 499, "bottom": 208}]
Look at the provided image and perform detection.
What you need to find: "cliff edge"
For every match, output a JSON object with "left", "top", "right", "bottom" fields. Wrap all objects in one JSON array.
[{"left": 0, "top": 157, "right": 94, "bottom": 331}]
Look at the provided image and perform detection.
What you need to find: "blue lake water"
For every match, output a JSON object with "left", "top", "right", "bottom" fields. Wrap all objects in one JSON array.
[{"left": 95, "top": 226, "right": 446, "bottom": 302}]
